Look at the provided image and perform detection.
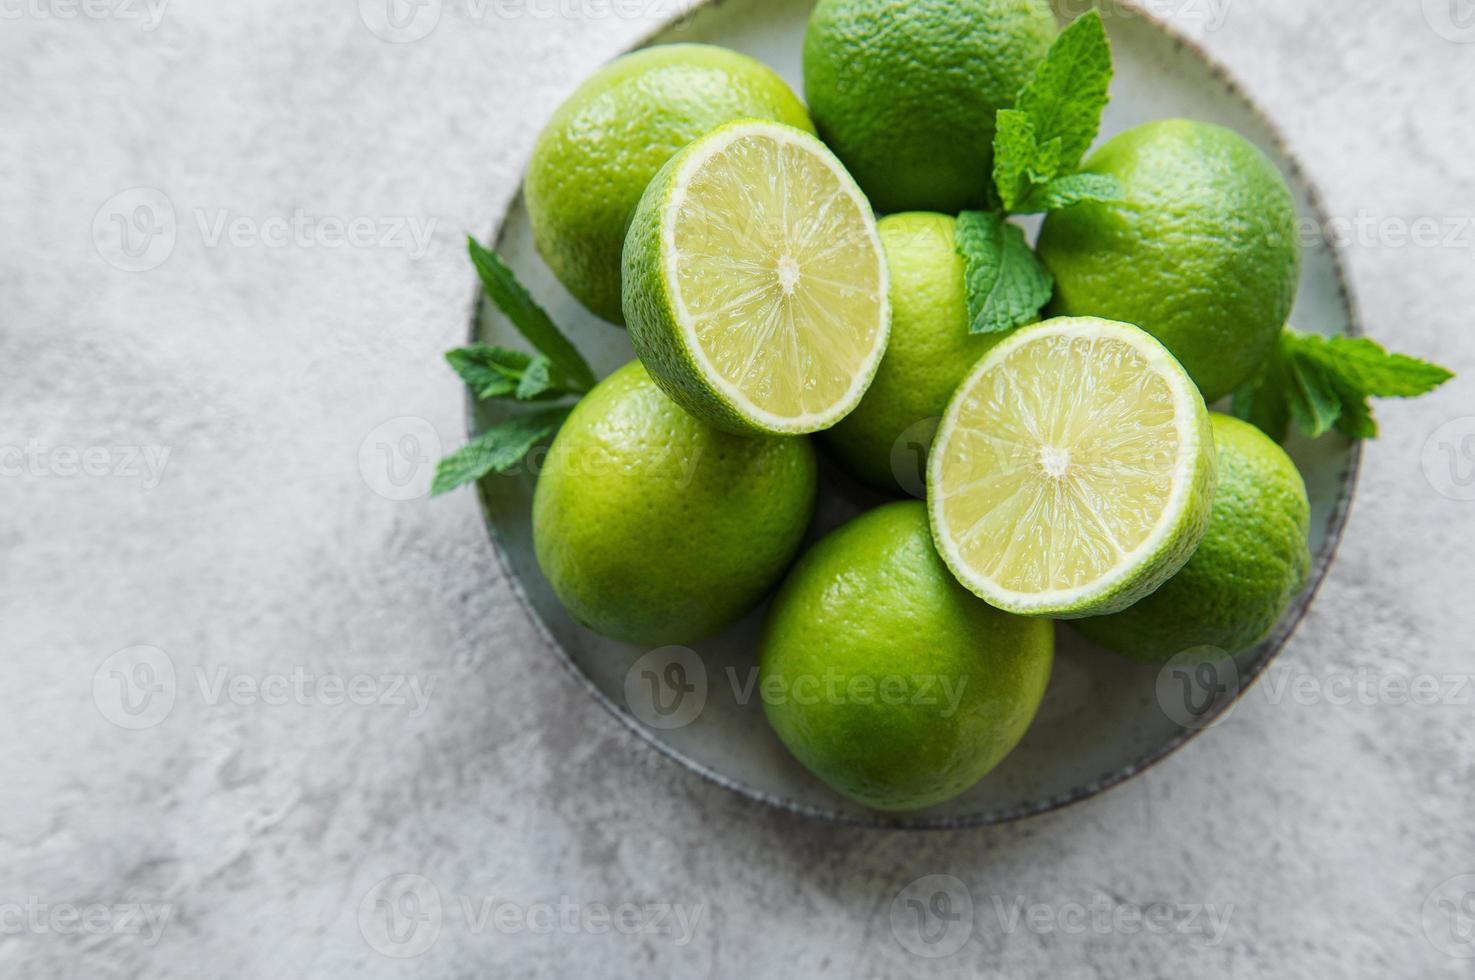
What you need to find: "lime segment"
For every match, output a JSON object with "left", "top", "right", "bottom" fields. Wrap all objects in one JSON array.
[{"left": 928, "top": 317, "right": 1217, "bottom": 618}]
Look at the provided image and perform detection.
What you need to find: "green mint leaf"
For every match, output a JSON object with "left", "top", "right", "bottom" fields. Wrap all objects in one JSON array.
[
  {"left": 1285, "top": 329, "right": 1453, "bottom": 398},
  {"left": 446, "top": 344, "right": 534, "bottom": 399},
  {"left": 515, "top": 356, "right": 555, "bottom": 400},
  {"left": 467, "top": 237, "right": 596, "bottom": 393},
  {"left": 430, "top": 408, "right": 570, "bottom": 496},
  {"left": 445, "top": 345, "right": 575, "bottom": 402},
  {"left": 992, "top": 113, "right": 1067, "bottom": 211},
  {"left": 1237, "top": 327, "right": 1454, "bottom": 442},
  {"left": 1330, "top": 375, "right": 1378, "bottom": 440},
  {"left": 1016, "top": 172, "right": 1123, "bottom": 214},
  {"left": 955, "top": 210, "right": 1054, "bottom": 335},
  {"left": 1028, "top": 138, "right": 1063, "bottom": 185},
  {"left": 1285, "top": 353, "right": 1342, "bottom": 438},
  {"left": 1015, "top": 10, "right": 1113, "bottom": 173},
  {"left": 1232, "top": 344, "right": 1292, "bottom": 443},
  {"left": 992, "top": 110, "right": 1039, "bottom": 211}
]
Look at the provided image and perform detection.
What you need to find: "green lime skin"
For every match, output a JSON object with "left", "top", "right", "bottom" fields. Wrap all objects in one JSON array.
[
  {"left": 819, "top": 212, "right": 1003, "bottom": 494},
  {"left": 1075, "top": 413, "right": 1311, "bottom": 662},
  {"left": 759, "top": 501, "right": 1054, "bottom": 811},
  {"left": 532, "top": 361, "right": 818, "bottom": 646},
  {"left": 525, "top": 44, "right": 813, "bottom": 325},
  {"left": 1036, "top": 119, "right": 1302, "bottom": 402},
  {"left": 803, "top": 0, "right": 1056, "bottom": 214}
]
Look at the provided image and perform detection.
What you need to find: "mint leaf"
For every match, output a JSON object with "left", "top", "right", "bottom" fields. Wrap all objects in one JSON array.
[
  {"left": 467, "top": 237, "right": 595, "bottom": 393},
  {"left": 515, "top": 356, "right": 555, "bottom": 400},
  {"left": 446, "top": 344, "right": 533, "bottom": 399},
  {"left": 992, "top": 112, "right": 1068, "bottom": 211},
  {"left": 1232, "top": 345, "right": 1293, "bottom": 442},
  {"left": 1330, "top": 376, "right": 1377, "bottom": 440},
  {"left": 991, "top": 11, "right": 1114, "bottom": 214},
  {"left": 992, "top": 110, "right": 1038, "bottom": 212},
  {"left": 1233, "top": 327, "right": 1454, "bottom": 442},
  {"left": 955, "top": 211, "right": 1054, "bottom": 335},
  {"left": 1028, "top": 138, "right": 1063, "bottom": 185},
  {"left": 430, "top": 408, "right": 570, "bottom": 496},
  {"left": 445, "top": 344, "right": 575, "bottom": 402},
  {"left": 1286, "top": 331, "right": 1453, "bottom": 397},
  {"left": 1016, "top": 172, "right": 1123, "bottom": 214},
  {"left": 1285, "top": 354, "right": 1341, "bottom": 439},
  {"left": 1015, "top": 10, "right": 1113, "bottom": 173}
]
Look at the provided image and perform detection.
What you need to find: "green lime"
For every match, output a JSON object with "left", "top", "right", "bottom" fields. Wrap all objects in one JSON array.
[
  {"left": 1075, "top": 413, "right": 1311, "bottom": 662},
  {"left": 820, "top": 212, "right": 1003, "bottom": 494},
  {"left": 532, "top": 360, "right": 817, "bottom": 645},
  {"left": 928, "top": 317, "right": 1218, "bottom": 618},
  {"left": 623, "top": 120, "right": 890, "bottom": 436},
  {"left": 525, "top": 44, "right": 813, "bottom": 325},
  {"left": 759, "top": 501, "right": 1053, "bottom": 811},
  {"left": 1037, "top": 119, "right": 1302, "bottom": 402},
  {"left": 803, "top": 0, "right": 1056, "bottom": 214}
]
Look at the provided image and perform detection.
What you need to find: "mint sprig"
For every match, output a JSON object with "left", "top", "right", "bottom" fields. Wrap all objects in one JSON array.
[
  {"left": 958, "top": 11, "right": 1122, "bottom": 337},
  {"left": 955, "top": 210, "right": 1053, "bottom": 334},
  {"left": 1014, "top": 10, "right": 1113, "bottom": 175},
  {"left": 1232, "top": 328, "right": 1454, "bottom": 442},
  {"left": 432, "top": 238, "right": 597, "bottom": 496},
  {"left": 992, "top": 10, "right": 1121, "bottom": 216},
  {"left": 446, "top": 345, "right": 568, "bottom": 401}
]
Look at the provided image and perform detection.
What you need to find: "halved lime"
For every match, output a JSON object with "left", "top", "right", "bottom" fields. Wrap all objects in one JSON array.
[
  {"left": 622, "top": 119, "right": 890, "bottom": 435},
  {"left": 927, "top": 317, "right": 1218, "bottom": 618}
]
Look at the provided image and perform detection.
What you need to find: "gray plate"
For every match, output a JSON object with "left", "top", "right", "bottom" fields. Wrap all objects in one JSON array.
[{"left": 469, "top": 0, "right": 1361, "bottom": 828}]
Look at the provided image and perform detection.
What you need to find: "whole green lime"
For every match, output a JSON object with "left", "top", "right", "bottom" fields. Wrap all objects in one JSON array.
[
  {"left": 803, "top": 0, "right": 1056, "bottom": 214},
  {"left": 819, "top": 212, "right": 1003, "bottom": 494},
  {"left": 533, "top": 361, "right": 817, "bottom": 645},
  {"left": 1075, "top": 413, "right": 1311, "bottom": 662},
  {"left": 525, "top": 44, "right": 813, "bottom": 325},
  {"left": 1036, "top": 119, "right": 1302, "bottom": 402},
  {"left": 759, "top": 501, "right": 1053, "bottom": 811}
]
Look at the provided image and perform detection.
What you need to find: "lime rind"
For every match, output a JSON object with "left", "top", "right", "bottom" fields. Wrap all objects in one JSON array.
[
  {"left": 623, "top": 119, "right": 891, "bottom": 436},
  {"left": 927, "top": 317, "right": 1217, "bottom": 618}
]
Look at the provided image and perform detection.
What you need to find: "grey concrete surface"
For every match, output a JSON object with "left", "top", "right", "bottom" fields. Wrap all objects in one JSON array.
[{"left": 4, "top": 0, "right": 1475, "bottom": 977}]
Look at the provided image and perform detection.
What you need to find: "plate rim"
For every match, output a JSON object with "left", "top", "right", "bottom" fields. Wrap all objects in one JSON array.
[{"left": 464, "top": 1, "right": 1365, "bottom": 830}]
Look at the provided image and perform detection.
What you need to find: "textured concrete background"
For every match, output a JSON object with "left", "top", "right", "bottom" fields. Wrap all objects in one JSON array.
[{"left": 5, "top": 0, "right": 1475, "bottom": 977}]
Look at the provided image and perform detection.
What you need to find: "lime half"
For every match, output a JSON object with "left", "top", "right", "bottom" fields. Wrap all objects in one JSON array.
[
  {"left": 623, "top": 119, "right": 890, "bottom": 436},
  {"left": 928, "top": 317, "right": 1217, "bottom": 618}
]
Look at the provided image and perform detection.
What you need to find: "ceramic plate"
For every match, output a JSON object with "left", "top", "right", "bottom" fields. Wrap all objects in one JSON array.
[{"left": 470, "top": 0, "right": 1360, "bottom": 828}]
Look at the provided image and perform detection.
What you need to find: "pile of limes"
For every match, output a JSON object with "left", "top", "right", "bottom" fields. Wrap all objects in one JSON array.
[{"left": 511, "top": 1, "right": 1314, "bottom": 812}]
